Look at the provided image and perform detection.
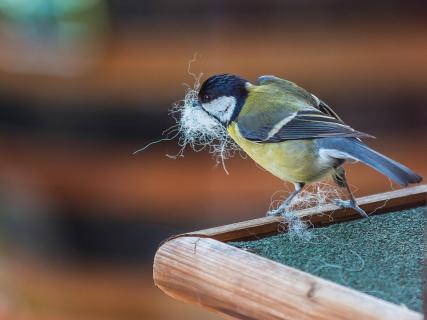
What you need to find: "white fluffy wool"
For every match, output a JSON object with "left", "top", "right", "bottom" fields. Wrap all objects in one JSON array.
[
  {"left": 269, "top": 183, "right": 345, "bottom": 239},
  {"left": 134, "top": 78, "right": 240, "bottom": 174},
  {"left": 166, "top": 80, "right": 241, "bottom": 173},
  {"left": 281, "top": 183, "right": 343, "bottom": 211}
]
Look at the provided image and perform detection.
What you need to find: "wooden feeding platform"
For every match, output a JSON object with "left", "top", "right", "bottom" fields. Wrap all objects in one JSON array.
[{"left": 153, "top": 185, "right": 427, "bottom": 320}]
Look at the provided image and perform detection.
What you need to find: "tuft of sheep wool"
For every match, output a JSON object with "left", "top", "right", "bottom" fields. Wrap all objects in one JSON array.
[
  {"left": 133, "top": 76, "right": 240, "bottom": 173},
  {"left": 268, "top": 183, "right": 345, "bottom": 239},
  {"left": 172, "top": 88, "right": 239, "bottom": 162},
  {"left": 162, "top": 76, "right": 241, "bottom": 174}
]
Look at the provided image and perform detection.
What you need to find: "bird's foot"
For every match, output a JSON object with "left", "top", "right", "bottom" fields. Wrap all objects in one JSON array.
[
  {"left": 266, "top": 207, "right": 297, "bottom": 221},
  {"left": 266, "top": 203, "right": 292, "bottom": 217},
  {"left": 334, "top": 199, "right": 369, "bottom": 218}
]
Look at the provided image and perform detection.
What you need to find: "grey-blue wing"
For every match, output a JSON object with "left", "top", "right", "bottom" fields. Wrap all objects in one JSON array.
[{"left": 237, "top": 109, "right": 373, "bottom": 142}]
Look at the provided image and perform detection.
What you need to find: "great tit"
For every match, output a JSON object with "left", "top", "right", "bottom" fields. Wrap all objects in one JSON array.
[{"left": 196, "top": 74, "right": 422, "bottom": 217}]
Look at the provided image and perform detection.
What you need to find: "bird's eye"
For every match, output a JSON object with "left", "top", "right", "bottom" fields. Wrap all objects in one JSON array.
[{"left": 204, "top": 94, "right": 210, "bottom": 101}]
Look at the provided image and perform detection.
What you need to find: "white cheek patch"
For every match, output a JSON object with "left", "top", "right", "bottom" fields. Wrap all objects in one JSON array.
[{"left": 202, "top": 96, "right": 237, "bottom": 124}]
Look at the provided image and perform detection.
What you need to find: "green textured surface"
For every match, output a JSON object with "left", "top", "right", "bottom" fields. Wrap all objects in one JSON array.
[{"left": 231, "top": 206, "right": 426, "bottom": 312}]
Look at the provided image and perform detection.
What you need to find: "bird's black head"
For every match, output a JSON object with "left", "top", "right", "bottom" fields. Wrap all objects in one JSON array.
[{"left": 197, "top": 74, "right": 249, "bottom": 125}]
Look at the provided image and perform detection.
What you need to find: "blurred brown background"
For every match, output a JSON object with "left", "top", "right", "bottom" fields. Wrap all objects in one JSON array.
[{"left": 0, "top": 1, "right": 426, "bottom": 319}]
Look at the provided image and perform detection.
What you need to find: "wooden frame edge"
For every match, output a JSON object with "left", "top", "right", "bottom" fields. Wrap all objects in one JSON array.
[
  {"left": 180, "top": 184, "right": 427, "bottom": 242},
  {"left": 153, "top": 236, "right": 422, "bottom": 320}
]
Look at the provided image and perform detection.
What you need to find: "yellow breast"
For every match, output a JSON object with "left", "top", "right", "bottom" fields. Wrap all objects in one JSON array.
[{"left": 227, "top": 122, "right": 332, "bottom": 183}]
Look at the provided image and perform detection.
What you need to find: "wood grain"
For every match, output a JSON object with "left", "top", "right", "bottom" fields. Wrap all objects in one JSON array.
[{"left": 154, "top": 236, "right": 422, "bottom": 320}]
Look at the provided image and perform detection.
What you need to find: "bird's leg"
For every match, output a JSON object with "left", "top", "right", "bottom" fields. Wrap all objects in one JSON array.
[
  {"left": 267, "top": 182, "right": 305, "bottom": 217},
  {"left": 332, "top": 167, "right": 368, "bottom": 218}
]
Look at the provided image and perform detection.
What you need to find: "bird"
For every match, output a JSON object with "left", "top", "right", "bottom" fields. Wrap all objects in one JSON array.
[{"left": 195, "top": 74, "right": 422, "bottom": 217}]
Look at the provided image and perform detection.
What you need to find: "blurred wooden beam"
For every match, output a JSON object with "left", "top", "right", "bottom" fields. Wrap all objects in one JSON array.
[
  {"left": 0, "top": 22, "right": 427, "bottom": 104},
  {"left": 0, "top": 135, "right": 425, "bottom": 222}
]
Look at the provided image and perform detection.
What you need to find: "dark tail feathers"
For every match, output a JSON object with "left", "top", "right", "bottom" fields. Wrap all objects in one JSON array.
[{"left": 318, "top": 138, "right": 422, "bottom": 187}]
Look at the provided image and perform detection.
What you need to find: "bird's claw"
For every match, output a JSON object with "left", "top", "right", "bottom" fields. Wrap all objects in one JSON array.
[
  {"left": 334, "top": 199, "right": 369, "bottom": 218},
  {"left": 266, "top": 204, "right": 291, "bottom": 217}
]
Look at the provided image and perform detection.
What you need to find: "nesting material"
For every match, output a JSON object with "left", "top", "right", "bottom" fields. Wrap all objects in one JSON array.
[
  {"left": 268, "top": 183, "right": 345, "bottom": 239},
  {"left": 134, "top": 73, "right": 240, "bottom": 172},
  {"left": 270, "top": 183, "right": 344, "bottom": 212},
  {"left": 232, "top": 206, "right": 426, "bottom": 312},
  {"left": 168, "top": 84, "right": 240, "bottom": 170}
]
